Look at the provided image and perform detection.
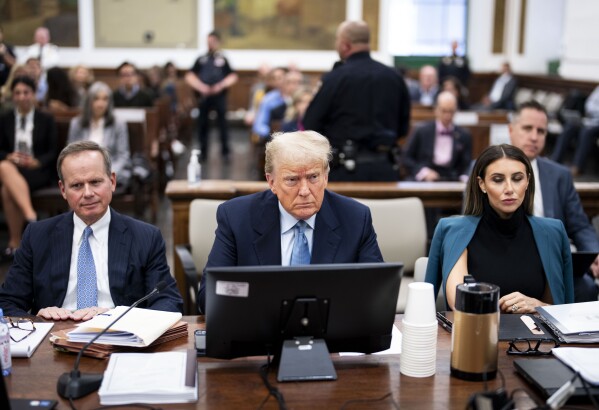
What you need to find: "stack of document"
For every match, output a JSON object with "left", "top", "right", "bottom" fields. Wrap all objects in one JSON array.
[
  {"left": 50, "top": 321, "right": 188, "bottom": 359},
  {"left": 10, "top": 322, "right": 54, "bottom": 358},
  {"left": 99, "top": 351, "right": 197, "bottom": 405},
  {"left": 536, "top": 301, "right": 599, "bottom": 343},
  {"left": 66, "top": 306, "right": 182, "bottom": 347}
]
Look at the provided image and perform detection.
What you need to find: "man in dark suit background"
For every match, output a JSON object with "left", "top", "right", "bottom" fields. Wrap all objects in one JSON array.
[
  {"left": 0, "top": 140, "right": 183, "bottom": 319},
  {"left": 197, "top": 131, "right": 384, "bottom": 313},
  {"left": 403, "top": 91, "right": 472, "bottom": 182},
  {"left": 509, "top": 100, "right": 599, "bottom": 301}
]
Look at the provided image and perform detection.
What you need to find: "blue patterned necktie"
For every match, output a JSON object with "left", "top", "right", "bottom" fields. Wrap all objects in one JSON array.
[
  {"left": 290, "top": 220, "right": 311, "bottom": 265},
  {"left": 77, "top": 226, "right": 98, "bottom": 309}
]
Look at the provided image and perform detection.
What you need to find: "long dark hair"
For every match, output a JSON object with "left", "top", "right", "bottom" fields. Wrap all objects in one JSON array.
[{"left": 464, "top": 144, "right": 534, "bottom": 216}]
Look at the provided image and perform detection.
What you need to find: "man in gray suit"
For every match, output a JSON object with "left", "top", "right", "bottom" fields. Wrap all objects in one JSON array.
[{"left": 509, "top": 100, "right": 599, "bottom": 301}]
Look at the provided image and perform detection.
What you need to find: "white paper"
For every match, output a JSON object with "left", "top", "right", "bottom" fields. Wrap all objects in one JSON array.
[
  {"left": 553, "top": 347, "right": 599, "bottom": 385},
  {"left": 99, "top": 352, "right": 197, "bottom": 405},
  {"left": 10, "top": 322, "right": 54, "bottom": 358}
]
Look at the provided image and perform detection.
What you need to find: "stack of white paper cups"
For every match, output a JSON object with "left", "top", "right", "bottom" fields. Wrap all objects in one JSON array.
[{"left": 400, "top": 282, "right": 437, "bottom": 378}]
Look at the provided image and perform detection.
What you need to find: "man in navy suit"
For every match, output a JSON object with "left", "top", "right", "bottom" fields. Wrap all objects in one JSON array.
[
  {"left": 403, "top": 91, "right": 472, "bottom": 182},
  {"left": 197, "top": 131, "right": 384, "bottom": 313},
  {"left": 509, "top": 100, "right": 599, "bottom": 301},
  {"left": 0, "top": 141, "right": 183, "bottom": 319}
]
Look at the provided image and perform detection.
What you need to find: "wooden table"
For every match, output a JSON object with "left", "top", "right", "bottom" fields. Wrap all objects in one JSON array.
[
  {"left": 165, "top": 179, "right": 599, "bottom": 301},
  {"left": 6, "top": 316, "right": 565, "bottom": 409}
]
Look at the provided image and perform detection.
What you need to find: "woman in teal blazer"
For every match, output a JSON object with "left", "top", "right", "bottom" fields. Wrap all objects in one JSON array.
[{"left": 425, "top": 144, "right": 574, "bottom": 313}]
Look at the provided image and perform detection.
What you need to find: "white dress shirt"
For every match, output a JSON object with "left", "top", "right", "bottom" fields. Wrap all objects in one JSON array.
[
  {"left": 531, "top": 158, "right": 544, "bottom": 217},
  {"left": 62, "top": 210, "right": 116, "bottom": 310},
  {"left": 279, "top": 202, "right": 316, "bottom": 266},
  {"left": 14, "top": 109, "right": 34, "bottom": 155}
]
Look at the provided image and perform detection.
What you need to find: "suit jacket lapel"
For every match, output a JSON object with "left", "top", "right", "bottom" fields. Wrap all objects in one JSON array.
[
  {"left": 252, "top": 192, "right": 282, "bottom": 265},
  {"left": 312, "top": 191, "right": 341, "bottom": 263},
  {"left": 107, "top": 209, "right": 130, "bottom": 299},
  {"left": 50, "top": 212, "right": 75, "bottom": 305}
]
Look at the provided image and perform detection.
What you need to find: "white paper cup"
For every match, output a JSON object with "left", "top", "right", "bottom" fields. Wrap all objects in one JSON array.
[{"left": 403, "top": 282, "right": 436, "bottom": 325}]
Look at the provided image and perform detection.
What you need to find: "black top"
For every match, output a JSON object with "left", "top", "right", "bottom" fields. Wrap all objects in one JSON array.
[
  {"left": 303, "top": 51, "right": 411, "bottom": 150},
  {"left": 467, "top": 199, "right": 546, "bottom": 299}
]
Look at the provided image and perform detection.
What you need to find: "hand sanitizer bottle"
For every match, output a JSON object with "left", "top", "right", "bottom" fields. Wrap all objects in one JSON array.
[{"left": 187, "top": 149, "right": 202, "bottom": 187}]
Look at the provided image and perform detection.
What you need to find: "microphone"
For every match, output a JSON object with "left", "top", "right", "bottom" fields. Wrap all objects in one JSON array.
[{"left": 56, "top": 280, "right": 168, "bottom": 399}]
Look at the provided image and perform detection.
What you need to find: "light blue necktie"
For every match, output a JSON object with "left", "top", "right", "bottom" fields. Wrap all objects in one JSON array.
[
  {"left": 290, "top": 220, "right": 311, "bottom": 265},
  {"left": 77, "top": 226, "right": 98, "bottom": 309}
]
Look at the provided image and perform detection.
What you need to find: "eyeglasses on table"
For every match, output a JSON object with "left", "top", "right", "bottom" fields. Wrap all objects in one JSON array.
[
  {"left": 507, "top": 338, "right": 559, "bottom": 355},
  {"left": 2, "top": 317, "right": 37, "bottom": 343}
]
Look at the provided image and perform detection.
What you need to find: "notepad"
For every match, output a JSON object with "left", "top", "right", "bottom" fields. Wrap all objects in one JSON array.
[
  {"left": 98, "top": 350, "right": 198, "bottom": 405},
  {"left": 10, "top": 322, "right": 54, "bottom": 358}
]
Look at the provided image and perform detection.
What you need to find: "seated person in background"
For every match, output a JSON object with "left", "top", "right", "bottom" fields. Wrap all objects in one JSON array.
[
  {"left": 476, "top": 62, "right": 517, "bottom": 111},
  {"left": 112, "top": 62, "right": 154, "bottom": 108},
  {"left": 0, "top": 76, "right": 57, "bottom": 260},
  {"left": 425, "top": 144, "right": 574, "bottom": 312},
  {"left": 24, "top": 57, "right": 47, "bottom": 104},
  {"left": 243, "top": 62, "right": 271, "bottom": 127},
  {"left": 45, "top": 66, "right": 78, "bottom": 112},
  {"left": 68, "top": 81, "right": 131, "bottom": 187},
  {"left": 408, "top": 65, "right": 439, "bottom": 107},
  {"left": 403, "top": 91, "right": 472, "bottom": 182},
  {"left": 0, "top": 63, "right": 27, "bottom": 108},
  {"left": 551, "top": 85, "right": 599, "bottom": 177},
  {"left": 143, "top": 65, "right": 164, "bottom": 102},
  {"left": 252, "top": 68, "right": 303, "bottom": 139},
  {"left": 0, "top": 140, "right": 183, "bottom": 319},
  {"left": 281, "top": 86, "right": 313, "bottom": 132},
  {"left": 440, "top": 75, "right": 469, "bottom": 110},
  {"left": 509, "top": 100, "right": 599, "bottom": 301},
  {"left": 0, "top": 25, "right": 17, "bottom": 89},
  {"left": 68, "top": 64, "right": 94, "bottom": 108},
  {"left": 197, "top": 130, "right": 384, "bottom": 313}
]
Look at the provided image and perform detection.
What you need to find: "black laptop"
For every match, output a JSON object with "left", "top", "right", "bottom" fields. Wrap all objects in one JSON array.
[{"left": 514, "top": 358, "right": 599, "bottom": 401}]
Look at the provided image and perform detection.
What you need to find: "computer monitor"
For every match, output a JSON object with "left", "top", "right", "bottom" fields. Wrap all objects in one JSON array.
[{"left": 204, "top": 262, "right": 403, "bottom": 381}]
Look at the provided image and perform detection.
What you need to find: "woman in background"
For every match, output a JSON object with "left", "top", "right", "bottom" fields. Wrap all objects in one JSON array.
[
  {"left": 0, "top": 76, "right": 57, "bottom": 259},
  {"left": 425, "top": 144, "right": 574, "bottom": 312},
  {"left": 45, "top": 66, "right": 78, "bottom": 112},
  {"left": 68, "top": 64, "right": 94, "bottom": 107},
  {"left": 67, "top": 81, "right": 131, "bottom": 187}
]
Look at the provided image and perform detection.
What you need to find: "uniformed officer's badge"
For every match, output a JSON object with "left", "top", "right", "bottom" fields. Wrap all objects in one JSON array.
[
  {"left": 199, "top": 56, "right": 209, "bottom": 64},
  {"left": 215, "top": 57, "right": 225, "bottom": 67}
]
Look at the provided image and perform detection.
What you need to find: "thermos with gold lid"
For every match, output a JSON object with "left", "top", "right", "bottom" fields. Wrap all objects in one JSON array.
[{"left": 450, "top": 280, "right": 500, "bottom": 381}]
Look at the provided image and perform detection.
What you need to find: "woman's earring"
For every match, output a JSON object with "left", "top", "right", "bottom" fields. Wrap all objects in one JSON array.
[{"left": 482, "top": 190, "right": 487, "bottom": 194}]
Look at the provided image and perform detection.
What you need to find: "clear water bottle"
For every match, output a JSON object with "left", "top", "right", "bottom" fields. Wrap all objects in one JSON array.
[
  {"left": 187, "top": 149, "right": 202, "bottom": 187},
  {"left": 0, "top": 308, "right": 12, "bottom": 376}
]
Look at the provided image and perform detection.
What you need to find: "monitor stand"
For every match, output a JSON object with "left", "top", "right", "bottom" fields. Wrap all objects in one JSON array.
[{"left": 277, "top": 336, "right": 337, "bottom": 382}]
